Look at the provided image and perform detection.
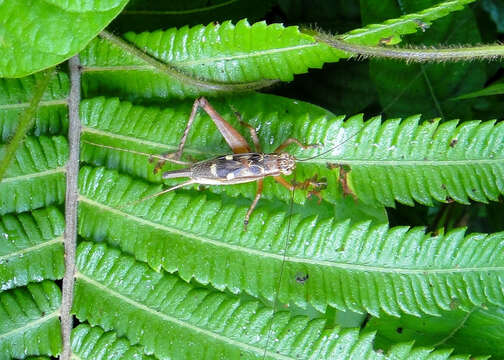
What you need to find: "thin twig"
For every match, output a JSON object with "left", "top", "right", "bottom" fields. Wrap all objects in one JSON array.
[
  {"left": 318, "top": 36, "right": 504, "bottom": 63},
  {"left": 60, "top": 55, "right": 81, "bottom": 360}
]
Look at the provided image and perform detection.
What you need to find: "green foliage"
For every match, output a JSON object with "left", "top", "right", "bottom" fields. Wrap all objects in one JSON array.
[
  {"left": 482, "top": 0, "right": 504, "bottom": 33},
  {"left": 361, "top": 0, "right": 486, "bottom": 120},
  {"left": 341, "top": 0, "right": 476, "bottom": 45},
  {"left": 72, "top": 324, "right": 154, "bottom": 360},
  {"left": 0, "top": 136, "right": 67, "bottom": 215},
  {"left": 81, "top": 0, "right": 474, "bottom": 101},
  {"left": 0, "top": 207, "right": 64, "bottom": 291},
  {"left": 452, "top": 79, "right": 504, "bottom": 99},
  {"left": 80, "top": 96, "right": 504, "bottom": 208},
  {"left": 1, "top": 1, "right": 503, "bottom": 359},
  {"left": 0, "top": 281, "right": 62, "bottom": 359},
  {"left": 0, "top": 73, "right": 69, "bottom": 142},
  {"left": 366, "top": 305, "right": 504, "bottom": 359},
  {"left": 79, "top": 166, "right": 504, "bottom": 317},
  {"left": 74, "top": 241, "right": 478, "bottom": 359},
  {"left": 0, "top": 0, "right": 129, "bottom": 77},
  {"left": 0, "top": 69, "right": 57, "bottom": 181}
]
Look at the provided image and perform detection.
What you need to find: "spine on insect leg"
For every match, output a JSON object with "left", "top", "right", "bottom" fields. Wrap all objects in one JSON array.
[{"left": 162, "top": 168, "right": 192, "bottom": 179}]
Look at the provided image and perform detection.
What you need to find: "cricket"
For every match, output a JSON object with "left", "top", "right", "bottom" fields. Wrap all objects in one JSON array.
[
  {"left": 85, "top": 97, "right": 356, "bottom": 229},
  {"left": 145, "top": 97, "right": 329, "bottom": 230}
]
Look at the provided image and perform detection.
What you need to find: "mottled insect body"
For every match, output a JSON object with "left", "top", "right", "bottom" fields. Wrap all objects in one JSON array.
[{"left": 163, "top": 152, "right": 296, "bottom": 185}]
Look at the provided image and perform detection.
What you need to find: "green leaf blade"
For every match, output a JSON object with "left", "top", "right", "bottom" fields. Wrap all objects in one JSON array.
[
  {"left": 367, "top": 305, "right": 504, "bottom": 359},
  {"left": 0, "top": 281, "right": 62, "bottom": 359},
  {"left": 0, "top": 73, "right": 69, "bottom": 142},
  {"left": 71, "top": 324, "right": 154, "bottom": 360},
  {"left": 343, "top": 0, "right": 477, "bottom": 45},
  {"left": 81, "top": 1, "right": 475, "bottom": 100},
  {"left": 78, "top": 166, "right": 504, "bottom": 317},
  {"left": 79, "top": 95, "right": 504, "bottom": 209},
  {"left": 74, "top": 241, "right": 472, "bottom": 359},
  {"left": 123, "top": 20, "right": 337, "bottom": 83},
  {"left": 0, "top": 0, "right": 129, "bottom": 77},
  {"left": 361, "top": 0, "right": 485, "bottom": 120},
  {"left": 0, "top": 136, "right": 68, "bottom": 215},
  {"left": 0, "top": 207, "right": 65, "bottom": 291}
]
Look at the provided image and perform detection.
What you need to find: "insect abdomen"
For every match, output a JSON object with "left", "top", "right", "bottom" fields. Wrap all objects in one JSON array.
[{"left": 192, "top": 153, "right": 282, "bottom": 184}]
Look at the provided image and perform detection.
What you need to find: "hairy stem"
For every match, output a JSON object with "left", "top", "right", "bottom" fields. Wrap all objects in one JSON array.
[
  {"left": 318, "top": 35, "right": 504, "bottom": 63},
  {"left": 60, "top": 56, "right": 81, "bottom": 360},
  {"left": 0, "top": 68, "right": 55, "bottom": 181}
]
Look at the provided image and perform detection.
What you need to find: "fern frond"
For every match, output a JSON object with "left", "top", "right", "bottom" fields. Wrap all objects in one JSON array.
[
  {"left": 366, "top": 305, "right": 504, "bottom": 358},
  {"left": 81, "top": 20, "right": 336, "bottom": 100},
  {"left": 74, "top": 241, "right": 476, "bottom": 360},
  {"left": 340, "top": 0, "right": 476, "bottom": 45},
  {"left": 79, "top": 95, "right": 342, "bottom": 204},
  {"left": 0, "top": 69, "right": 56, "bottom": 181},
  {"left": 0, "top": 281, "right": 61, "bottom": 359},
  {"left": 0, "top": 207, "right": 64, "bottom": 291},
  {"left": 80, "top": 96, "right": 504, "bottom": 208},
  {"left": 80, "top": 1, "right": 475, "bottom": 100},
  {"left": 72, "top": 324, "right": 154, "bottom": 360},
  {"left": 78, "top": 166, "right": 504, "bottom": 317},
  {"left": 0, "top": 136, "right": 67, "bottom": 215},
  {"left": 122, "top": 20, "right": 336, "bottom": 83},
  {"left": 0, "top": 73, "right": 69, "bottom": 142},
  {"left": 323, "top": 116, "right": 504, "bottom": 206}
]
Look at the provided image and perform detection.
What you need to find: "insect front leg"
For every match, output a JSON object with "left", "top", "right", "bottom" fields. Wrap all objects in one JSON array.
[{"left": 274, "top": 175, "right": 327, "bottom": 203}]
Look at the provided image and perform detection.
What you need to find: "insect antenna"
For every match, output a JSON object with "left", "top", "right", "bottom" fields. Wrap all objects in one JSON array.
[
  {"left": 81, "top": 140, "right": 192, "bottom": 166},
  {"left": 262, "top": 124, "right": 367, "bottom": 357},
  {"left": 295, "top": 127, "right": 364, "bottom": 162},
  {"left": 117, "top": 180, "right": 196, "bottom": 210},
  {"left": 262, "top": 168, "right": 296, "bottom": 359},
  {"left": 82, "top": 140, "right": 195, "bottom": 208}
]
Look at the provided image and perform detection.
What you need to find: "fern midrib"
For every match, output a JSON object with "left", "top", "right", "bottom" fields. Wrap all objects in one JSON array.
[
  {"left": 174, "top": 43, "right": 320, "bottom": 67},
  {"left": 1, "top": 167, "right": 66, "bottom": 182},
  {"left": 0, "top": 99, "right": 67, "bottom": 110},
  {"left": 0, "top": 310, "right": 59, "bottom": 341},
  {"left": 79, "top": 197, "right": 504, "bottom": 274},
  {"left": 81, "top": 42, "right": 323, "bottom": 71},
  {"left": 76, "top": 273, "right": 293, "bottom": 360},
  {"left": 0, "top": 236, "right": 63, "bottom": 261}
]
